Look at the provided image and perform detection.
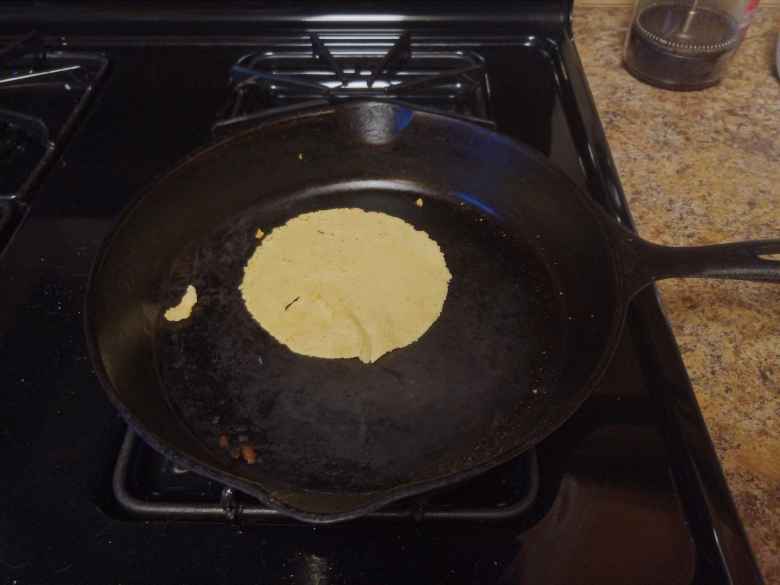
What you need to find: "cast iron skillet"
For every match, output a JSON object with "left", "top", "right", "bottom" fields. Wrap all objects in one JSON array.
[{"left": 85, "top": 101, "right": 780, "bottom": 522}]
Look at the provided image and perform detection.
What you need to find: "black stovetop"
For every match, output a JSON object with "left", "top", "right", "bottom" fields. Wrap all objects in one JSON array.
[{"left": 0, "top": 7, "right": 764, "bottom": 585}]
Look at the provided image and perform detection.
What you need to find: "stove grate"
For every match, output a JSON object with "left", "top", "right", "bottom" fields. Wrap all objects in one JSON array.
[
  {"left": 113, "top": 430, "right": 540, "bottom": 523},
  {"left": 0, "top": 31, "right": 108, "bottom": 199},
  {"left": 214, "top": 32, "right": 493, "bottom": 137}
]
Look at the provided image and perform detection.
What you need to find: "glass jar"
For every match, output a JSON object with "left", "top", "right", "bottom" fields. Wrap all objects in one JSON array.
[{"left": 623, "top": 0, "right": 750, "bottom": 90}]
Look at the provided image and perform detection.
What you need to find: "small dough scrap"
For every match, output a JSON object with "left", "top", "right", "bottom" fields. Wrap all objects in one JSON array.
[
  {"left": 240, "top": 208, "right": 451, "bottom": 363},
  {"left": 164, "top": 285, "right": 197, "bottom": 322},
  {"left": 255, "top": 228, "right": 265, "bottom": 239},
  {"left": 415, "top": 197, "right": 424, "bottom": 207}
]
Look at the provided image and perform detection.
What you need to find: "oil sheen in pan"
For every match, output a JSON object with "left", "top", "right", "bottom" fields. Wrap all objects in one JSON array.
[{"left": 156, "top": 189, "right": 562, "bottom": 490}]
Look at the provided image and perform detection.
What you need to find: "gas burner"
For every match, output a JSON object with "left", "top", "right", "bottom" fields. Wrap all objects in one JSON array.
[
  {"left": 214, "top": 33, "right": 493, "bottom": 137},
  {"left": 0, "top": 31, "right": 108, "bottom": 199}
]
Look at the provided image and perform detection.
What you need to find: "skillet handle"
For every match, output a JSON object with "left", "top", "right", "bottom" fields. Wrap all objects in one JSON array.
[{"left": 615, "top": 231, "right": 780, "bottom": 298}]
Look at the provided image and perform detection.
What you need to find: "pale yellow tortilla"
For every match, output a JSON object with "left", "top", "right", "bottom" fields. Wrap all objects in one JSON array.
[
  {"left": 164, "top": 284, "right": 197, "bottom": 322},
  {"left": 239, "top": 208, "right": 451, "bottom": 363}
]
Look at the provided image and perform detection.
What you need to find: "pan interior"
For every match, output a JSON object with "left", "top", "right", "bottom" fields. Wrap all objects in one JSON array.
[{"left": 157, "top": 185, "right": 564, "bottom": 492}]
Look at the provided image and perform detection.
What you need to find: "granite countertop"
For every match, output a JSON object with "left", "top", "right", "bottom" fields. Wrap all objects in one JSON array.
[{"left": 573, "top": 7, "right": 780, "bottom": 583}]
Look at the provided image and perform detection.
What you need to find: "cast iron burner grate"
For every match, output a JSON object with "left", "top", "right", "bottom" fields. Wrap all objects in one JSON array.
[
  {"left": 113, "top": 430, "right": 539, "bottom": 522},
  {"left": 0, "top": 31, "right": 108, "bottom": 199},
  {"left": 214, "top": 32, "right": 493, "bottom": 137}
]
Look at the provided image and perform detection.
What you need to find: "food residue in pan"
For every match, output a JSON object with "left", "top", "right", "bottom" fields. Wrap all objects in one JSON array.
[
  {"left": 240, "top": 444, "right": 258, "bottom": 464},
  {"left": 255, "top": 228, "right": 265, "bottom": 239},
  {"left": 218, "top": 433, "right": 258, "bottom": 464},
  {"left": 415, "top": 197, "right": 424, "bottom": 207},
  {"left": 163, "top": 284, "right": 197, "bottom": 322}
]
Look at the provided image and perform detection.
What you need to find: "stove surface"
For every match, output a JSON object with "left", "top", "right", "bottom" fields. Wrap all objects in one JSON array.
[{"left": 0, "top": 16, "right": 763, "bottom": 585}]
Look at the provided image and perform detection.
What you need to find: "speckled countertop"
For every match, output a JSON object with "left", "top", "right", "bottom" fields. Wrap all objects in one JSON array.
[{"left": 573, "top": 7, "right": 780, "bottom": 582}]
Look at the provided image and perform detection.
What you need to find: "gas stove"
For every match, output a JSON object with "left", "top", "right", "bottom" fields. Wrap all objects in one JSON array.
[{"left": 0, "top": 3, "right": 765, "bottom": 584}]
